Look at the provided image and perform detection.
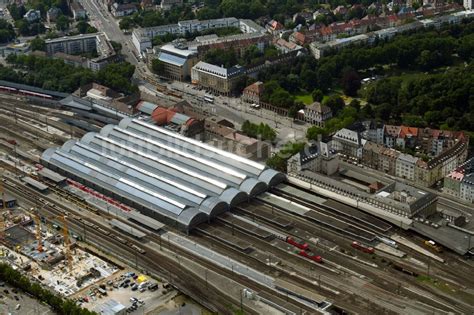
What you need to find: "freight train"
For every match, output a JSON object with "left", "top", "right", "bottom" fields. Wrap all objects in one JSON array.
[{"left": 351, "top": 241, "right": 375, "bottom": 254}]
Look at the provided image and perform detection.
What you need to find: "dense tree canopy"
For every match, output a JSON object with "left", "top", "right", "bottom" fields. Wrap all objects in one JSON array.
[
  {"left": 0, "top": 20, "right": 15, "bottom": 44},
  {"left": 56, "top": 15, "right": 70, "bottom": 31},
  {"left": 1, "top": 55, "right": 137, "bottom": 95},
  {"left": 76, "top": 20, "right": 97, "bottom": 34},
  {"left": 257, "top": 20, "right": 474, "bottom": 133},
  {"left": 363, "top": 64, "right": 474, "bottom": 131},
  {"left": 30, "top": 37, "right": 46, "bottom": 51}
]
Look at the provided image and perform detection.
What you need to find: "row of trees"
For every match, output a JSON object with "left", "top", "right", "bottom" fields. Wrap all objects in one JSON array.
[
  {"left": 119, "top": 5, "right": 195, "bottom": 29},
  {"left": 1, "top": 54, "right": 137, "bottom": 94},
  {"left": 241, "top": 120, "right": 277, "bottom": 142},
  {"left": 0, "top": 263, "right": 96, "bottom": 315}
]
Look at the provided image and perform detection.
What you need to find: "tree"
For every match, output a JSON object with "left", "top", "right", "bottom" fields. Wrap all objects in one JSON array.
[
  {"left": 266, "top": 142, "right": 305, "bottom": 172},
  {"left": 348, "top": 99, "right": 360, "bottom": 112},
  {"left": 119, "top": 17, "right": 133, "bottom": 30},
  {"left": 269, "top": 88, "right": 294, "bottom": 108},
  {"left": 376, "top": 103, "right": 392, "bottom": 121},
  {"left": 30, "top": 37, "right": 46, "bottom": 51},
  {"left": 306, "top": 126, "right": 327, "bottom": 140},
  {"left": 77, "top": 20, "right": 97, "bottom": 34},
  {"left": 110, "top": 41, "right": 122, "bottom": 53},
  {"left": 311, "top": 89, "right": 324, "bottom": 102},
  {"left": 341, "top": 67, "right": 361, "bottom": 96},
  {"left": 56, "top": 15, "right": 70, "bottom": 31},
  {"left": 7, "top": 4, "right": 26, "bottom": 21},
  {"left": 0, "top": 20, "right": 15, "bottom": 43},
  {"left": 15, "top": 19, "right": 30, "bottom": 36},
  {"left": 323, "top": 95, "right": 345, "bottom": 115},
  {"left": 196, "top": 7, "right": 221, "bottom": 20},
  {"left": 241, "top": 120, "right": 276, "bottom": 142}
]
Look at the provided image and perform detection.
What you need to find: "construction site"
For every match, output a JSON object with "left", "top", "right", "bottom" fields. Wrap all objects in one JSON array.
[{"left": 0, "top": 184, "right": 118, "bottom": 297}]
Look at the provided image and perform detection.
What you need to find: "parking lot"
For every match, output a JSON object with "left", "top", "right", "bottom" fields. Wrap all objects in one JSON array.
[
  {"left": 0, "top": 282, "right": 54, "bottom": 315},
  {"left": 75, "top": 269, "right": 199, "bottom": 314}
]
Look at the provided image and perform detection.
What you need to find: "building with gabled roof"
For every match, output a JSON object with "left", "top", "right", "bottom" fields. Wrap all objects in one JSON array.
[
  {"left": 298, "top": 101, "right": 332, "bottom": 126},
  {"left": 111, "top": 3, "right": 138, "bottom": 17},
  {"left": 242, "top": 81, "right": 264, "bottom": 104}
]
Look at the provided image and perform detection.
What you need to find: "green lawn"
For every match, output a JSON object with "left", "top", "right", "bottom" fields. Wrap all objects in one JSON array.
[{"left": 295, "top": 93, "right": 313, "bottom": 105}]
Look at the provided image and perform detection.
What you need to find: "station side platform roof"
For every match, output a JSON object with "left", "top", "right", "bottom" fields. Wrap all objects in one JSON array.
[
  {"left": 21, "top": 176, "right": 49, "bottom": 191},
  {"left": 274, "top": 279, "right": 326, "bottom": 305},
  {"left": 108, "top": 218, "right": 146, "bottom": 239},
  {"left": 38, "top": 168, "right": 67, "bottom": 184},
  {"left": 126, "top": 210, "right": 165, "bottom": 231}
]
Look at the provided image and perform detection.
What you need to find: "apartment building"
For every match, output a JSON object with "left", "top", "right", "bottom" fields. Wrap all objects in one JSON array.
[
  {"left": 111, "top": 3, "right": 138, "bottom": 17},
  {"left": 132, "top": 18, "right": 240, "bottom": 52},
  {"left": 362, "top": 141, "right": 384, "bottom": 170},
  {"left": 396, "top": 153, "right": 419, "bottom": 181},
  {"left": 309, "top": 10, "right": 474, "bottom": 59},
  {"left": 45, "top": 33, "right": 117, "bottom": 71},
  {"left": 132, "top": 18, "right": 263, "bottom": 53},
  {"left": 444, "top": 157, "right": 474, "bottom": 202},
  {"left": 332, "top": 128, "right": 365, "bottom": 159}
]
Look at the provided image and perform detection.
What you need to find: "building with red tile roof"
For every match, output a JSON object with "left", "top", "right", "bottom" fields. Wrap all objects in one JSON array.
[{"left": 242, "top": 81, "right": 265, "bottom": 104}]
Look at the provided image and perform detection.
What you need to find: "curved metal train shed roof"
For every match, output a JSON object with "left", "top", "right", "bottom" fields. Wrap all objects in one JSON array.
[{"left": 41, "top": 118, "right": 285, "bottom": 232}]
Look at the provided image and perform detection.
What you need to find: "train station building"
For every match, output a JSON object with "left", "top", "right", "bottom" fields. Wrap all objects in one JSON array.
[{"left": 41, "top": 118, "right": 285, "bottom": 232}]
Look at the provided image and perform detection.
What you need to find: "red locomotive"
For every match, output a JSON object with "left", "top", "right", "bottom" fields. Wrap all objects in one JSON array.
[
  {"left": 351, "top": 241, "right": 375, "bottom": 254},
  {"left": 298, "top": 250, "right": 323, "bottom": 263},
  {"left": 286, "top": 236, "right": 309, "bottom": 250}
]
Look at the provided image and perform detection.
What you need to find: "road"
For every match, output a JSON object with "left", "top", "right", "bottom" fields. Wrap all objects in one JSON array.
[
  {"left": 78, "top": 0, "right": 308, "bottom": 144},
  {"left": 165, "top": 80, "right": 308, "bottom": 143},
  {"left": 79, "top": 0, "right": 150, "bottom": 76}
]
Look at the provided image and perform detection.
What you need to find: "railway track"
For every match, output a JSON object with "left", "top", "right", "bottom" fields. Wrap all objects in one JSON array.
[
  {"left": 271, "top": 185, "right": 391, "bottom": 235},
  {"left": 2, "top": 176, "right": 323, "bottom": 314},
  {"left": 2, "top": 154, "right": 473, "bottom": 313},
  {"left": 232, "top": 202, "right": 473, "bottom": 314}
]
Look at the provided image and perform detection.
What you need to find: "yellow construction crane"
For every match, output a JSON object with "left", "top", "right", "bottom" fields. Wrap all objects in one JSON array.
[
  {"left": 31, "top": 210, "right": 73, "bottom": 272},
  {"left": 31, "top": 208, "right": 43, "bottom": 253},
  {"left": 0, "top": 169, "right": 6, "bottom": 241},
  {"left": 59, "top": 215, "right": 73, "bottom": 273}
]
